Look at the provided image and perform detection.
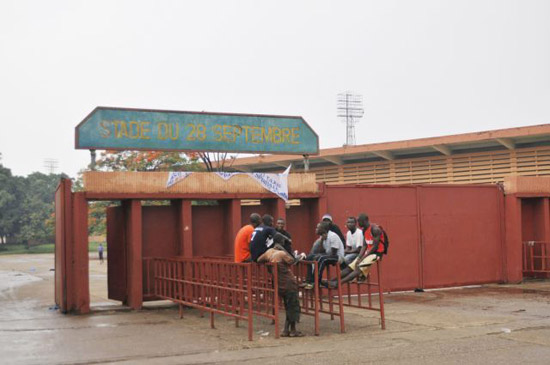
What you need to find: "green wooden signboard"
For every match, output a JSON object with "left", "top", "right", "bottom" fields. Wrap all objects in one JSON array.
[{"left": 75, "top": 107, "right": 319, "bottom": 155}]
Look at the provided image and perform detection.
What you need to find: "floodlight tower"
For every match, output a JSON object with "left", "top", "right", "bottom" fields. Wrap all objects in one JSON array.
[
  {"left": 337, "top": 92, "right": 364, "bottom": 146},
  {"left": 44, "top": 158, "right": 59, "bottom": 174}
]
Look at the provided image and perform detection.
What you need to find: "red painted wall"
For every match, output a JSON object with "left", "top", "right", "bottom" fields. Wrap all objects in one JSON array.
[
  {"left": 192, "top": 204, "right": 227, "bottom": 257},
  {"left": 324, "top": 184, "right": 506, "bottom": 290},
  {"left": 419, "top": 186, "right": 503, "bottom": 288},
  {"left": 142, "top": 205, "right": 179, "bottom": 258},
  {"left": 325, "top": 185, "right": 421, "bottom": 291}
]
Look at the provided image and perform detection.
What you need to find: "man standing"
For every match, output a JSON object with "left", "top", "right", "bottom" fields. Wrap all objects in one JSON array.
[
  {"left": 258, "top": 237, "right": 304, "bottom": 337},
  {"left": 275, "top": 218, "right": 294, "bottom": 257},
  {"left": 234, "top": 213, "right": 262, "bottom": 263},
  {"left": 344, "top": 216, "right": 363, "bottom": 266},
  {"left": 98, "top": 243, "right": 104, "bottom": 264},
  {"left": 322, "top": 214, "right": 346, "bottom": 245}
]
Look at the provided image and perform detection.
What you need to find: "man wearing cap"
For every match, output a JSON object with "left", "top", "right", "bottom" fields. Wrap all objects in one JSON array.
[{"left": 322, "top": 214, "right": 346, "bottom": 245}]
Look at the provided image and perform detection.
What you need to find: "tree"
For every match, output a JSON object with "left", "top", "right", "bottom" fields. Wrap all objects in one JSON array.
[
  {"left": 94, "top": 151, "right": 203, "bottom": 172},
  {"left": 16, "top": 172, "right": 68, "bottom": 245},
  {"left": 0, "top": 164, "right": 23, "bottom": 244}
]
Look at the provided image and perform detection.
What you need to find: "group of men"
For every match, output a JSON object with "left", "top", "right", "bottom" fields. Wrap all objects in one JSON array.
[{"left": 233, "top": 212, "right": 387, "bottom": 337}]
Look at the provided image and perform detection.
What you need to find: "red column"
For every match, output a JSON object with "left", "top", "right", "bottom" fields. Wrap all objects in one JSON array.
[
  {"left": 72, "top": 192, "right": 90, "bottom": 314},
  {"left": 504, "top": 194, "right": 523, "bottom": 283},
  {"left": 227, "top": 199, "right": 242, "bottom": 256},
  {"left": 275, "top": 198, "right": 286, "bottom": 222},
  {"left": 124, "top": 200, "right": 143, "bottom": 309},
  {"left": 178, "top": 200, "right": 193, "bottom": 258}
]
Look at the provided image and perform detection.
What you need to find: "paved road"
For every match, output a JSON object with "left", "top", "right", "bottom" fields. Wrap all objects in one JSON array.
[{"left": 1, "top": 254, "right": 550, "bottom": 364}]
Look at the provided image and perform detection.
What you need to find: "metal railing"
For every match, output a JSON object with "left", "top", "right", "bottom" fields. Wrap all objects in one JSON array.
[
  {"left": 342, "top": 260, "right": 386, "bottom": 329},
  {"left": 144, "top": 257, "right": 278, "bottom": 340},
  {"left": 523, "top": 241, "right": 550, "bottom": 274},
  {"left": 143, "top": 255, "right": 384, "bottom": 339}
]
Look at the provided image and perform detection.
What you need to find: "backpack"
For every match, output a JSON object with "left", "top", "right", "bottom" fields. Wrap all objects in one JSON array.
[{"left": 379, "top": 225, "right": 390, "bottom": 255}]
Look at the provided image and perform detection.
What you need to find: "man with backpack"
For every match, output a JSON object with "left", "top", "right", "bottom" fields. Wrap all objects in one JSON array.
[{"left": 325, "top": 213, "right": 388, "bottom": 288}]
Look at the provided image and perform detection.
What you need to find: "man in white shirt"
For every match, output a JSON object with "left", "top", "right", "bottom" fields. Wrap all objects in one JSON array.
[
  {"left": 303, "top": 222, "right": 345, "bottom": 289},
  {"left": 344, "top": 216, "right": 363, "bottom": 266}
]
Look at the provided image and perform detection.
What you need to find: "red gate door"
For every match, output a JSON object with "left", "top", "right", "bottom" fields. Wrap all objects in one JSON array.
[{"left": 107, "top": 206, "right": 127, "bottom": 302}]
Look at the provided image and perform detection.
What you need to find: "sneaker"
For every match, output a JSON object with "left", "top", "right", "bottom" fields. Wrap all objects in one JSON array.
[{"left": 303, "top": 283, "right": 314, "bottom": 290}]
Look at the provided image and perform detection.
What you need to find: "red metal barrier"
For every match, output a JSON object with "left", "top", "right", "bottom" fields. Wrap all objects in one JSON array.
[
  {"left": 523, "top": 241, "right": 550, "bottom": 275},
  {"left": 292, "top": 261, "right": 346, "bottom": 334},
  {"left": 343, "top": 261, "right": 385, "bottom": 330},
  {"left": 145, "top": 256, "right": 377, "bottom": 339},
  {"left": 146, "top": 257, "right": 279, "bottom": 340}
]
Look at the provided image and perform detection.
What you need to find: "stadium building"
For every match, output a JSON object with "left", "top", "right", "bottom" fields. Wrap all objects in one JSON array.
[{"left": 231, "top": 123, "right": 550, "bottom": 185}]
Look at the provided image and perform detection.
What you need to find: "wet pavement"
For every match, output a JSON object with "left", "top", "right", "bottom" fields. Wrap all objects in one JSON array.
[{"left": 1, "top": 254, "right": 550, "bottom": 364}]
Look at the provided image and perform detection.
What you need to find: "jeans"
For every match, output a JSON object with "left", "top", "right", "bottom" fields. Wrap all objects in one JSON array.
[
  {"left": 344, "top": 253, "right": 358, "bottom": 266},
  {"left": 306, "top": 254, "right": 339, "bottom": 283}
]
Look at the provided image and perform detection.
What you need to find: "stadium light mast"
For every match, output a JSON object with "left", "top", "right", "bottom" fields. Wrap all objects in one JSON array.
[
  {"left": 337, "top": 92, "right": 364, "bottom": 146},
  {"left": 43, "top": 158, "right": 59, "bottom": 174}
]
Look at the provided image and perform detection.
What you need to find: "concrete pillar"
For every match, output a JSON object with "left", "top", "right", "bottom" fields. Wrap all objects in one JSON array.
[
  {"left": 177, "top": 200, "right": 193, "bottom": 257},
  {"left": 275, "top": 198, "right": 286, "bottom": 222},
  {"left": 72, "top": 192, "right": 90, "bottom": 314},
  {"left": 124, "top": 200, "right": 143, "bottom": 309},
  {"left": 226, "top": 199, "right": 242, "bottom": 255},
  {"left": 504, "top": 195, "right": 523, "bottom": 283}
]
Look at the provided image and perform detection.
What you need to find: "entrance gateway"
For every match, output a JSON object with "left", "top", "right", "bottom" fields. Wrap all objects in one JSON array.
[{"left": 56, "top": 107, "right": 530, "bottom": 315}]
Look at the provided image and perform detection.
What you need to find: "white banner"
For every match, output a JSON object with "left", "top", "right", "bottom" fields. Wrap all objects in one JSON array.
[
  {"left": 166, "top": 171, "right": 193, "bottom": 187},
  {"left": 166, "top": 166, "right": 292, "bottom": 201}
]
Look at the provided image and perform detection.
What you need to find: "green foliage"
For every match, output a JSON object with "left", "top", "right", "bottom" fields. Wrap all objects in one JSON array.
[
  {"left": 0, "top": 159, "right": 67, "bottom": 245},
  {"left": 82, "top": 151, "right": 204, "bottom": 237},
  {"left": 16, "top": 172, "right": 68, "bottom": 245},
  {"left": 95, "top": 150, "right": 204, "bottom": 172}
]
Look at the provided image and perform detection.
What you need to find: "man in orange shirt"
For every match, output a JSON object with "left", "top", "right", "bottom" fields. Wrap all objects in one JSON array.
[{"left": 234, "top": 213, "right": 261, "bottom": 262}]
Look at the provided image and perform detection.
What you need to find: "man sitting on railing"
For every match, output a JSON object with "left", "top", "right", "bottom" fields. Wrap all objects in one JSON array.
[
  {"left": 326, "top": 213, "right": 386, "bottom": 289},
  {"left": 302, "top": 222, "right": 345, "bottom": 290},
  {"left": 258, "top": 237, "right": 304, "bottom": 337},
  {"left": 234, "top": 213, "right": 262, "bottom": 263},
  {"left": 250, "top": 214, "right": 292, "bottom": 262}
]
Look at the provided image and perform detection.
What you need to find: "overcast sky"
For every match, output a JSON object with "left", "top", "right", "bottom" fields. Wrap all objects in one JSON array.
[{"left": 1, "top": 0, "right": 549, "bottom": 177}]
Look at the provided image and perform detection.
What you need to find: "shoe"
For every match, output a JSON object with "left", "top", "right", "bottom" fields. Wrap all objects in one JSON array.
[{"left": 303, "top": 283, "right": 314, "bottom": 290}]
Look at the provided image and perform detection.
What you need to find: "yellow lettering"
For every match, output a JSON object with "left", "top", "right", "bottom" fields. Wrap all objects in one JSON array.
[
  {"left": 223, "top": 125, "right": 235, "bottom": 142},
  {"left": 100, "top": 120, "right": 111, "bottom": 138},
  {"left": 195, "top": 124, "right": 205, "bottom": 141},
  {"left": 140, "top": 122, "right": 151, "bottom": 139},
  {"left": 290, "top": 127, "right": 300, "bottom": 144},
  {"left": 261, "top": 126, "right": 272, "bottom": 143},
  {"left": 113, "top": 121, "right": 120, "bottom": 138},
  {"left": 169, "top": 123, "right": 179, "bottom": 140},
  {"left": 119, "top": 121, "right": 128, "bottom": 138},
  {"left": 272, "top": 127, "right": 281, "bottom": 144},
  {"left": 212, "top": 125, "right": 222, "bottom": 141},
  {"left": 234, "top": 126, "right": 242, "bottom": 141},
  {"left": 128, "top": 121, "right": 140, "bottom": 139},
  {"left": 250, "top": 127, "right": 262, "bottom": 143},
  {"left": 158, "top": 122, "right": 168, "bottom": 140},
  {"left": 242, "top": 125, "right": 252, "bottom": 142},
  {"left": 282, "top": 128, "right": 291, "bottom": 143},
  {"left": 186, "top": 124, "right": 196, "bottom": 141}
]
